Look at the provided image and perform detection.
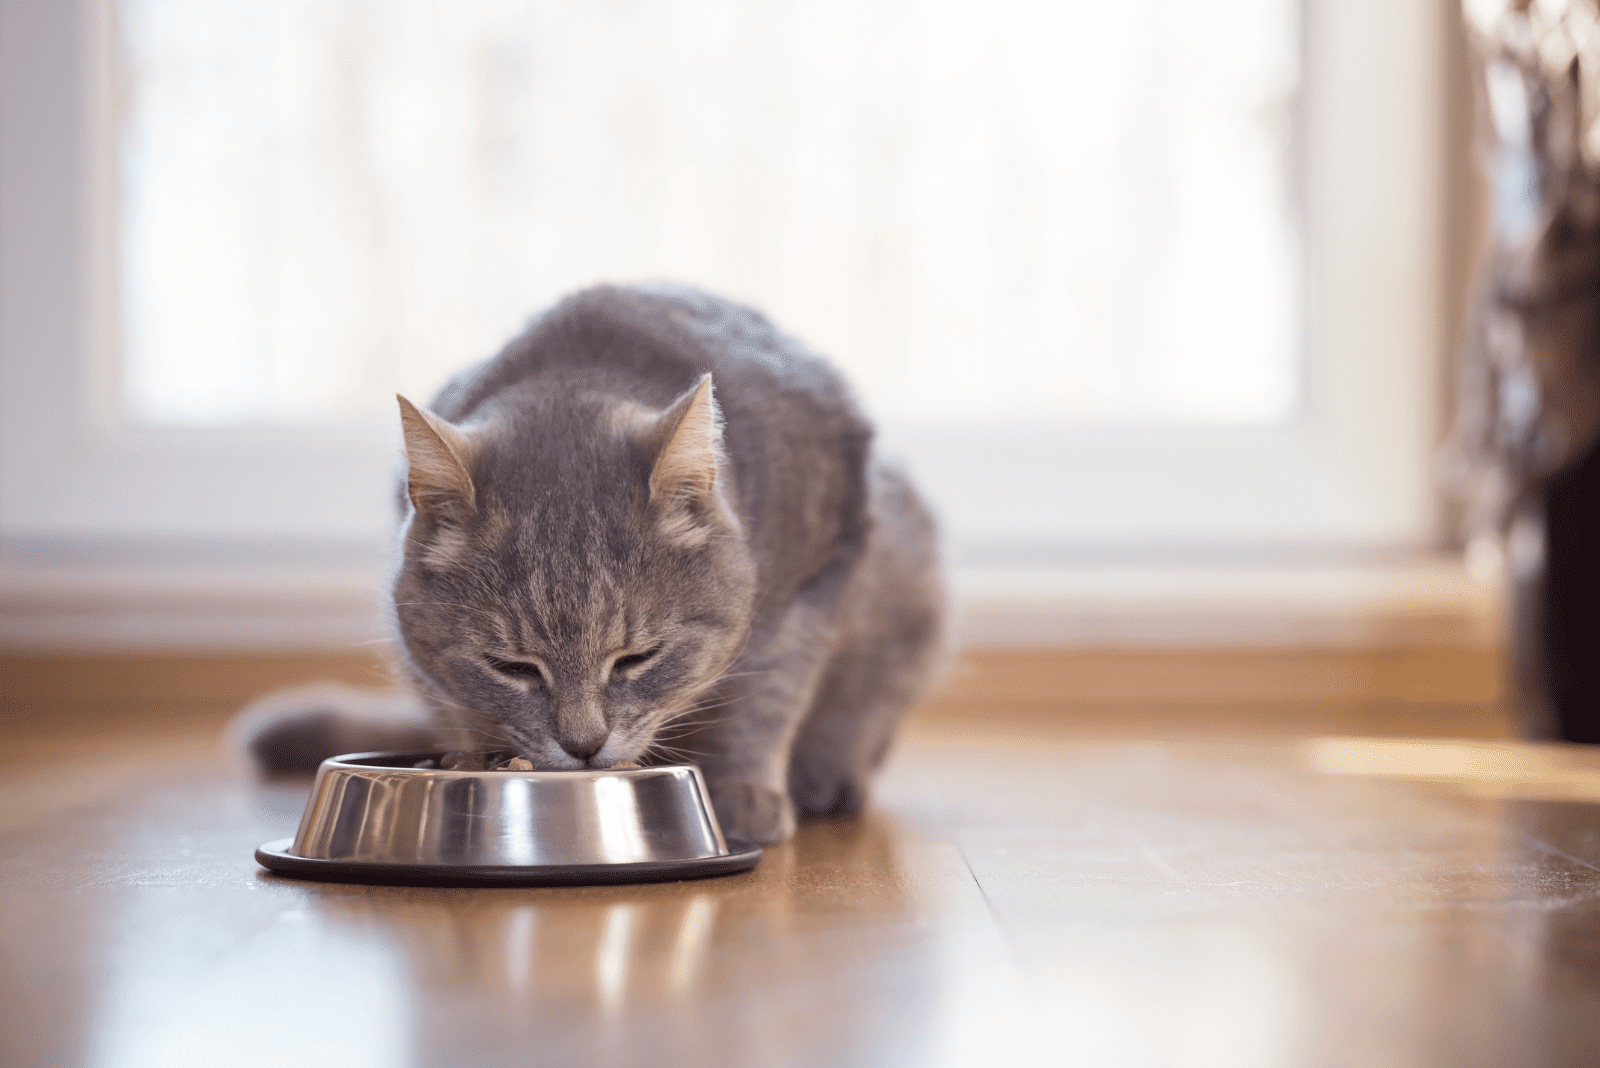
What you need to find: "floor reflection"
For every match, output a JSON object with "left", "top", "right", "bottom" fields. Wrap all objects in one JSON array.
[
  {"left": 1509, "top": 801, "right": 1600, "bottom": 1068},
  {"left": 85, "top": 890, "right": 414, "bottom": 1068},
  {"left": 15, "top": 731, "right": 1600, "bottom": 1068},
  {"left": 294, "top": 809, "right": 950, "bottom": 1067}
]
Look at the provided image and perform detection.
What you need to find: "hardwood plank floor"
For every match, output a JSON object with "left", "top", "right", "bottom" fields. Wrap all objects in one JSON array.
[{"left": 7, "top": 648, "right": 1591, "bottom": 1068}]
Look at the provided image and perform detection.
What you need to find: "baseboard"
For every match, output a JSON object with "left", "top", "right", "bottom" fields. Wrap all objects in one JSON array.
[
  {"left": 4, "top": 644, "right": 1505, "bottom": 738},
  {"left": 1, "top": 536, "right": 1498, "bottom": 652}
]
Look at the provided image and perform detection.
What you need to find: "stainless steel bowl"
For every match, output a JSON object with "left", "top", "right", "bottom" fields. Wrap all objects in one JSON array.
[{"left": 255, "top": 752, "right": 761, "bottom": 886}]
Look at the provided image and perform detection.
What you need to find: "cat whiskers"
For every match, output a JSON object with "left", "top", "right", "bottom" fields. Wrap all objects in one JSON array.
[
  {"left": 655, "top": 697, "right": 739, "bottom": 721},
  {"left": 448, "top": 715, "right": 521, "bottom": 754},
  {"left": 645, "top": 741, "right": 714, "bottom": 764},
  {"left": 648, "top": 713, "right": 733, "bottom": 743},
  {"left": 692, "top": 669, "right": 773, "bottom": 686},
  {"left": 639, "top": 697, "right": 738, "bottom": 747}
]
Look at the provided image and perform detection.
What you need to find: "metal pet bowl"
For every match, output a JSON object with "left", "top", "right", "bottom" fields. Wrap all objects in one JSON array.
[{"left": 255, "top": 752, "right": 762, "bottom": 886}]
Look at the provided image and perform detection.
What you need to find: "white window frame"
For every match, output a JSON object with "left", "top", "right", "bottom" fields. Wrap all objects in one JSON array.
[{"left": 1, "top": 0, "right": 1443, "bottom": 570}]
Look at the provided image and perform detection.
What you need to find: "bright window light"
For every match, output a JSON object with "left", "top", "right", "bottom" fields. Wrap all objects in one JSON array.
[{"left": 117, "top": 0, "right": 1299, "bottom": 428}]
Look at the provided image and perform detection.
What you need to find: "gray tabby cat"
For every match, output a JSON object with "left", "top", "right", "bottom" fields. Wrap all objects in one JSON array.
[{"left": 251, "top": 284, "right": 943, "bottom": 844}]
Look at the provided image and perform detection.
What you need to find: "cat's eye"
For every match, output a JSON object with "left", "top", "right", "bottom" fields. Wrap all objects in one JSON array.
[
  {"left": 610, "top": 645, "right": 663, "bottom": 677},
  {"left": 485, "top": 655, "right": 546, "bottom": 686}
]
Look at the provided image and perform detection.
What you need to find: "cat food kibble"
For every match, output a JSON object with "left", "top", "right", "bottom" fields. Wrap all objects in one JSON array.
[
  {"left": 612, "top": 760, "right": 642, "bottom": 769},
  {"left": 500, "top": 757, "right": 535, "bottom": 771}
]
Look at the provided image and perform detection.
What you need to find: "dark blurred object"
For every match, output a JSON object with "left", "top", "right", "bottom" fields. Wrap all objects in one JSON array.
[
  {"left": 230, "top": 682, "right": 444, "bottom": 775},
  {"left": 1447, "top": 0, "right": 1600, "bottom": 743},
  {"left": 1545, "top": 436, "right": 1600, "bottom": 741}
]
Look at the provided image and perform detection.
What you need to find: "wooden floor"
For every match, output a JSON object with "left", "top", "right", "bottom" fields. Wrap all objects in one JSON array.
[{"left": 4, "top": 649, "right": 1598, "bottom": 1067}]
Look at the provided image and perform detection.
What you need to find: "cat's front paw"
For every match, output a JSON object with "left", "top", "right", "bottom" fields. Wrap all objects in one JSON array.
[
  {"left": 707, "top": 778, "right": 796, "bottom": 844},
  {"left": 788, "top": 752, "right": 869, "bottom": 818}
]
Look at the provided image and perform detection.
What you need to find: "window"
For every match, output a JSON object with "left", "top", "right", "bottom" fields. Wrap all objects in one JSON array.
[
  {"left": 1, "top": 0, "right": 1442, "bottom": 564},
  {"left": 121, "top": 0, "right": 1299, "bottom": 429}
]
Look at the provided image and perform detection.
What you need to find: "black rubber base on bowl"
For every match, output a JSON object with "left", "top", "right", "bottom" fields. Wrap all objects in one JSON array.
[{"left": 255, "top": 838, "right": 763, "bottom": 887}]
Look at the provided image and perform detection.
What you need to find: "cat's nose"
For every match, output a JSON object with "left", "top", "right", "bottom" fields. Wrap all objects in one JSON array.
[{"left": 559, "top": 732, "right": 608, "bottom": 761}]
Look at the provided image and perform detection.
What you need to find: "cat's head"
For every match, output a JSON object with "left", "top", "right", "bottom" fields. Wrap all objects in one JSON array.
[{"left": 390, "top": 374, "right": 756, "bottom": 768}]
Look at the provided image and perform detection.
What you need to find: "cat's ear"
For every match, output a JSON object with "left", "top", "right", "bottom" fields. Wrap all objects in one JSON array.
[
  {"left": 648, "top": 374, "right": 723, "bottom": 506},
  {"left": 397, "top": 395, "right": 476, "bottom": 515}
]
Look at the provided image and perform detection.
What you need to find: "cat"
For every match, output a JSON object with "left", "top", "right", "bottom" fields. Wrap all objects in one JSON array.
[{"left": 243, "top": 283, "right": 944, "bottom": 843}]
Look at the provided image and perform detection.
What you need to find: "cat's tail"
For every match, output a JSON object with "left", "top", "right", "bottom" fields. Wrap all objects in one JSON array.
[{"left": 228, "top": 682, "right": 448, "bottom": 774}]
